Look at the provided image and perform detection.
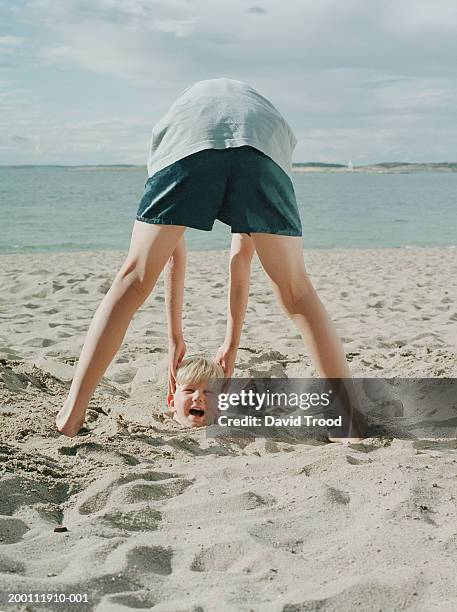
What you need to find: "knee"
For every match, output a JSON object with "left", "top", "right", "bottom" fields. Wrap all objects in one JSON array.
[
  {"left": 230, "top": 236, "right": 255, "bottom": 267},
  {"left": 115, "top": 258, "right": 153, "bottom": 300},
  {"left": 230, "top": 251, "right": 253, "bottom": 272},
  {"left": 277, "top": 278, "right": 315, "bottom": 315}
]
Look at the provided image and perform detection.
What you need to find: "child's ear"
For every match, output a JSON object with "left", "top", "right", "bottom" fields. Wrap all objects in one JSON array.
[{"left": 167, "top": 393, "right": 175, "bottom": 410}]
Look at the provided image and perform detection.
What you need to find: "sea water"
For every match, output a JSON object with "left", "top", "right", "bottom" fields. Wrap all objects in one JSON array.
[{"left": 1, "top": 166, "right": 456, "bottom": 253}]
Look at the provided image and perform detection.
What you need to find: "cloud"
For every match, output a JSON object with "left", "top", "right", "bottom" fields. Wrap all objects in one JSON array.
[
  {"left": 0, "top": 105, "right": 151, "bottom": 165},
  {"left": 25, "top": 0, "right": 196, "bottom": 29},
  {"left": 2, "top": 0, "right": 457, "bottom": 163},
  {"left": 22, "top": 0, "right": 457, "bottom": 80}
]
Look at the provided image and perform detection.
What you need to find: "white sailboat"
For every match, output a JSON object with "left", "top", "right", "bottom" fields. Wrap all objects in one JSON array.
[{"left": 348, "top": 159, "right": 354, "bottom": 171}]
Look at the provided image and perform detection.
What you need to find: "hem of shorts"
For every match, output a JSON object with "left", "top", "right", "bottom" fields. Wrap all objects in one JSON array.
[
  {"left": 136, "top": 215, "right": 213, "bottom": 231},
  {"left": 231, "top": 227, "right": 302, "bottom": 237},
  {"left": 136, "top": 216, "right": 302, "bottom": 236}
]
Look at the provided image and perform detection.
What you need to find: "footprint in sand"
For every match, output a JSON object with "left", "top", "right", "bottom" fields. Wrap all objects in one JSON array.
[
  {"left": 0, "top": 473, "right": 70, "bottom": 517},
  {"left": 0, "top": 554, "right": 26, "bottom": 575},
  {"left": 103, "top": 542, "right": 173, "bottom": 576},
  {"left": 190, "top": 541, "right": 254, "bottom": 572},
  {"left": 100, "top": 591, "right": 158, "bottom": 610},
  {"left": 115, "top": 470, "right": 182, "bottom": 486},
  {"left": 249, "top": 515, "right": 312, "bottom": 553},
  {"left": 76, "top": 470, "right": 193, "bottom": 515},
  {"left": 99, "top": 506, "right": 162, "bottom": 532},
  {"left": 125, "top": 545, "right": 173, "bottom": 575},
  {"left": 212, "top": 491, "right": 276, "bottom": 514},
  {"left": 413, "top": 440, "right": 457, "bottom": 452},
  {"left": 62, "top": 442, "right": 140, "bottom": 466},
  {"left": 57, "top": 446, "right": 78, "bottom": 456},
  {"left": 21, "top": 336, "right": 57, "bottom": 348},
  {"left": 388, "top": 489, "right": 438, "bottom": 526},
  {"left": 296, "top": 459, "right": 330, "bottom": 477},
  {"left": 0, "top": 365, "right": 51, "bottom": 393},
  {"left": 346, "top": 455, "right": 373, "bottom": 466},
  {"left": 0, "top": 517, "right": 29, "bottom": 543},
  {"left": 114, "top": 479, "right": 193, "bottom": 504},
  {"left": 42, "top": 307, "right": 60, "bottom": 314},
  {"left": 283, "top": 580, "right": 419, "bottom": 612},
  {"left": 325, "top": 485, "right": 350, "bottom": 505}
]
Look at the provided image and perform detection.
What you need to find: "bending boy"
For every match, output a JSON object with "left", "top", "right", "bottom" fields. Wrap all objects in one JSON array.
[{"left": 56, "top": 77, "right": 362, "bottom": 441}]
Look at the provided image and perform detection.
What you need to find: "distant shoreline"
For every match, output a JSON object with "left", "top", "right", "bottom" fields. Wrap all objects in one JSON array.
[
  {"left": 1, "top": 162, "right": 456, "bottom": 173},
  {"left": 292, "top": 162, "right": 457, "bottom": 174}
]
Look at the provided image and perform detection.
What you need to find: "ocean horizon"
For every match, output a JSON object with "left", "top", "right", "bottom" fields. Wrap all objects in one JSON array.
[{"left": 1, "top": 161, "right": 456, "bottom": 171}]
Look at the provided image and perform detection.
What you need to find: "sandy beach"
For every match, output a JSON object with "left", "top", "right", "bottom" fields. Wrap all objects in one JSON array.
[{"left": 1, "top": 248, "right": 457, "bottom": 611}]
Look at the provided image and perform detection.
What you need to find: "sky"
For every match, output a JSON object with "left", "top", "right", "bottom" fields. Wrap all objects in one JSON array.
[{"left": 1, "top": 0, "right": 456, "bottom": 166}]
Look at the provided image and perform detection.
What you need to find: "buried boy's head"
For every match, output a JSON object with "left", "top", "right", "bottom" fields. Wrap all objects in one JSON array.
[{"left": 168, "top": 357, "right": 224, "bottom": 427}]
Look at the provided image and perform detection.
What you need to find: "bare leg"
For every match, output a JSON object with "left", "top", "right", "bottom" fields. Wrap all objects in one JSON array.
[
  {"left": 250, "top": 234, "right": 363, "bottom": 442},
  {"left": 216, "top": 233, "right": 255, "bottom": 376},
  {"left": 165, "top": 235, "right": 187, "bottom": 399},
  {"left": 56, "top": 222, "right": 186, "bottom": 437}
]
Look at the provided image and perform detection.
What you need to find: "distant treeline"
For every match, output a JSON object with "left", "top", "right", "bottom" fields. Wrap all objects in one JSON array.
[
  {"left": 292, "top": 162, "right": 346, "bottom": 168},
  {"left": 370, "top": 162, "right": 457, "bottom": 169}
]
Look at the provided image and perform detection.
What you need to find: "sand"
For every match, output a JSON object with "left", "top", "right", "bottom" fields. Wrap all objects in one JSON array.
[{"left": 1, "top": 248, "right": 456, "bottom": 612}]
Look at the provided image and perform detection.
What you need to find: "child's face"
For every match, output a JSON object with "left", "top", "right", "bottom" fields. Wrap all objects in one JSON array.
[{"left": 169, "top": 378, "right": 219, "bottom": 428}]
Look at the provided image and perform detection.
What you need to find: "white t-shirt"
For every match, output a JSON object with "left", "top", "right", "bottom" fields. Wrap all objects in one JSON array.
[{"left": 147, "top": 78, "right": 297, "bottom": 178}]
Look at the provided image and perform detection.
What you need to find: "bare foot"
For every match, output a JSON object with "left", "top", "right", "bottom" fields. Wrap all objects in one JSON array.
[{"left": 55, "top": 400, "right": 85, "bottom": 438}]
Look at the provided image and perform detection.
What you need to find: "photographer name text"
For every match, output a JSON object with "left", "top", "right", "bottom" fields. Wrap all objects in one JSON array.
[{"left": 217, "top": 414, "right": 342, "bottom": 427}]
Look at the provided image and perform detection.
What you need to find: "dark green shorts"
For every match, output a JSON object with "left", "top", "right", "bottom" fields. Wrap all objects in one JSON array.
[{"left": 136, "top": 146, "right": 302, "bottom": 236}]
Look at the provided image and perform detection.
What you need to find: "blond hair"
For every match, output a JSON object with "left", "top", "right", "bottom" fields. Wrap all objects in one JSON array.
[{"left": 176, "top": 357, "right": 224, "bottom": 386}]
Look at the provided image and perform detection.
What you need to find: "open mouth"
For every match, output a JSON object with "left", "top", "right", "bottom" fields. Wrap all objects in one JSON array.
[{"left": 189, "top": 408, "right": 205, "bottom": 417}]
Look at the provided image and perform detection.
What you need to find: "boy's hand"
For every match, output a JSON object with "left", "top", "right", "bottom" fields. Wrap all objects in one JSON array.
[
  {"left": 215, "top": 343, "right": 237, "bottom": 378},
  {"left": 168, "top": 336, "right": 186, "bottom": 397}
]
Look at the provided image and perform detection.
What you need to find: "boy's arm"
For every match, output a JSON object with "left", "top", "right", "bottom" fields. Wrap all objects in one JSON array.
[
  {"left": 165, "top": 236, "right": 187, "bottom": 395},
  {"left": 216, "top": 234, "right": 255, "bottom": 377}
]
